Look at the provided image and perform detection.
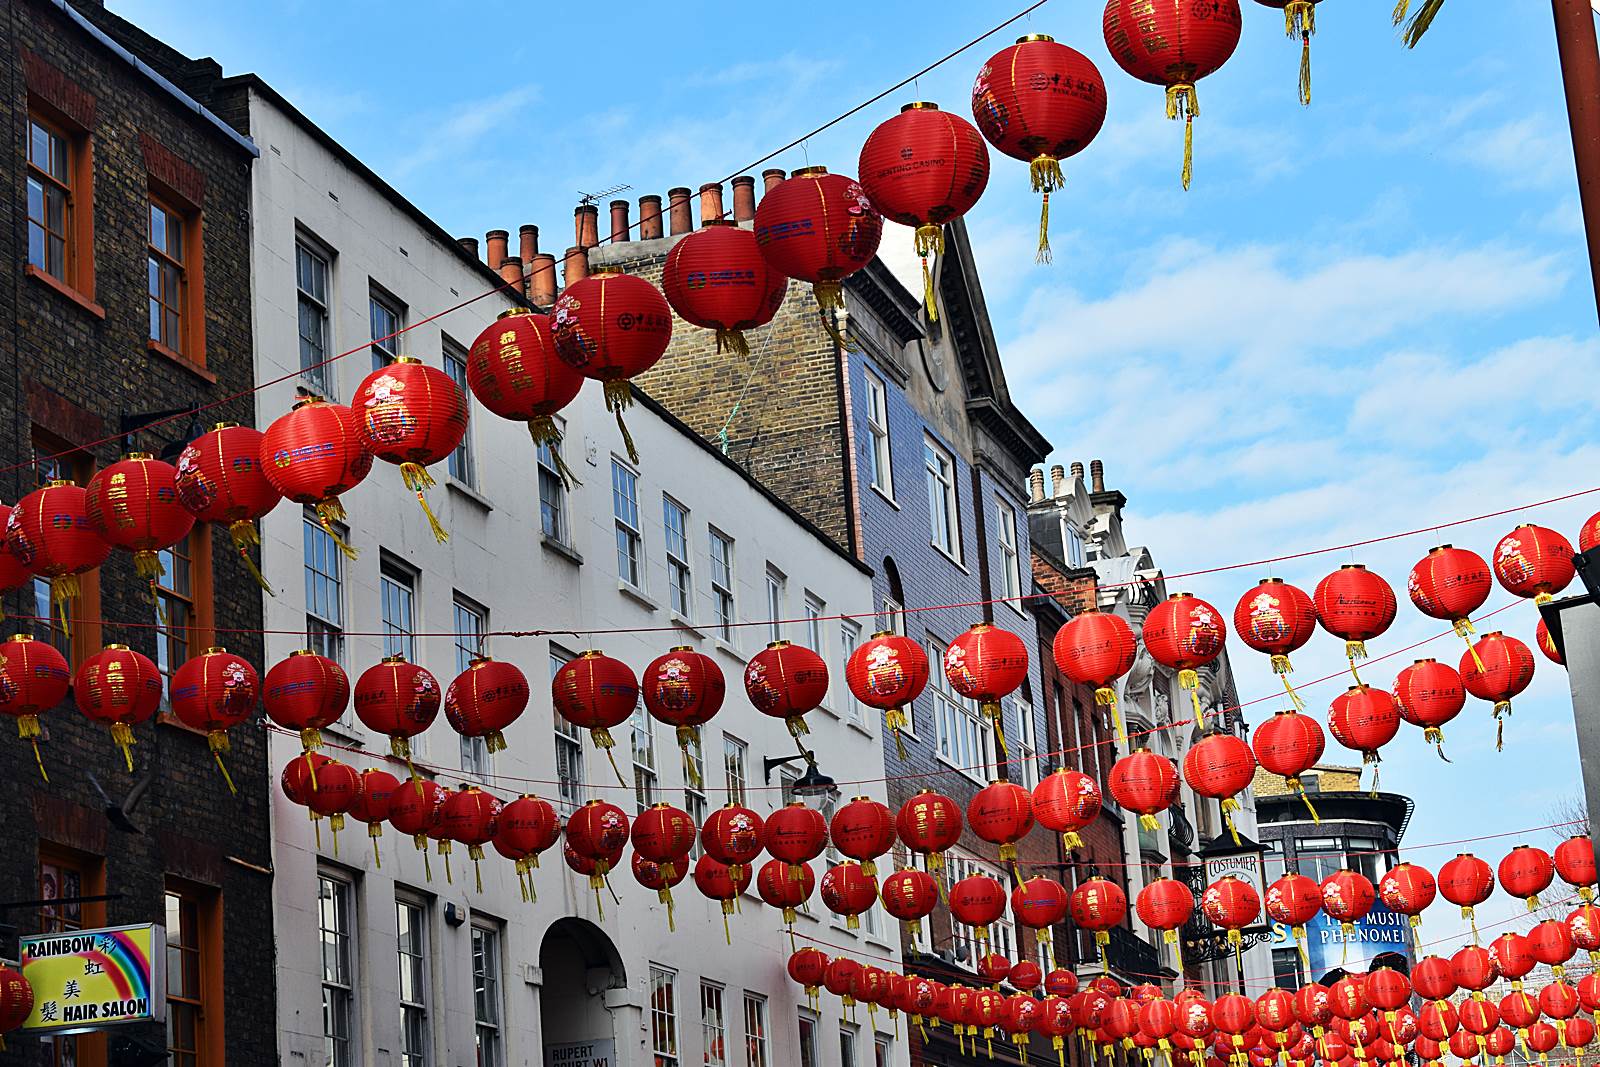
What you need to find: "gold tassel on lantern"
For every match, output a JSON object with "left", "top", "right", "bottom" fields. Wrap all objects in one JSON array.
[
  {"left": 1221, "top": 797, "right": 1242, "bottom": 846},
  {"left": 914, "top": 224, "right": 943, "bottom": 322},
  {"left": 1270, "top": 655, "right": 1306, "bottom": 711},
  {"left": 51, "top": 573, "right": 81, "bottom": 638},
  {"left": 18, "top": 714, "right": 47, "bottom": 783},
  {"left": 314, "top": 499, "right": 359, "bottom": 561},
  {"left": 1284, "top": 1, "right": 1316, "bottom": 106},
  {"left": 886, "top": 708, "right": 909, "bottom": 761},
  {"left": 591, "top": 728, "right": 628, "bottom": 786},
  {"left": 1400, "top": 0, "right": 1445, "bottom": 48},
  {"left": 715, "top": 328, "right": 751, "bottom": 358},
  {"left": 438, "top": 839, "right": 454, "bottom": 885},
  {"left": 1423, "top": 726, "right": 1451, "bottom": 762},
  {"left": 413, "top": 833, "right": 433, "bottom": 882},
  {"left": 1095, "top": 686, "right": 1126, "bottom": 742},
  {"left": 527, "top": 415, "right": 579, "bottom": 489},
  {"left": 982, "top": 701, "right": 1007, "bottom": 757},
  {"left": 1495, "top": 700, "right": 1512, "bottom": 751},
  {"left": 1030, "top": 154, "right": 1065, "bottom": 264},
  {"left": 603, "top": 379, "right": 640, "bottom": 465},
  {"left": 1060, "top": 830, "right": 1083, "bottom": 853},
  {"left": 111, "top": 721, "right": 136, "bottom": 773},
  {"left": 398, "top": 463, "right": 449, "bottom": 544},
  {"left": 208, "top": 730, "right": 237, "bottom": 795},
  {"left": 678, "top": 726, "right": 702, "bottom": 789},
  {"left": 810, "top": 281, "right": 852, "bottom": 350},
  {"left": 1456, "top": 619, "right": 1486, "bottom": 671},
  {"left": 1178, "top": 668, "right": 1204, "bottom": 726},
  {"left": 369, "top": 821, "right": 384, "bottom": 870},
  {"left": 1288, "top": 775, "right": 1320, "bottom": 822},
  {"left": 469, "top": 843, "right": 486, "bottom": 894},
  {"left": 1165, "top": 83, "right": 1199, "bottom": 191},
  {"left": 228, "top": 519, "right": 275, "bottom": 594},
  {"left": 1345, "top": 640, "right": 1368, "bottom": 684}
]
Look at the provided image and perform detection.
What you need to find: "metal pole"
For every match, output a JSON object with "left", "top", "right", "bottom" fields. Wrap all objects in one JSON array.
[
  {"left": 1546, "top": 596, "right": 1600, "bottom": 841},
  {"left": 1554, "top": 0, "right": 1600, "bottom": 324}
]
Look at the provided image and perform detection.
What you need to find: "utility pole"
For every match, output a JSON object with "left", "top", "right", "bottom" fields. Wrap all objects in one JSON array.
[{"left": 1553, "top": 0, "right": 1600, "bottom": 324}]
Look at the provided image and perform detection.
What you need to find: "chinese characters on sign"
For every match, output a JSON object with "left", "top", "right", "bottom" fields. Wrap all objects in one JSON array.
[{"left": 20, "top": 924, "right": 166, "bottom": 1034}]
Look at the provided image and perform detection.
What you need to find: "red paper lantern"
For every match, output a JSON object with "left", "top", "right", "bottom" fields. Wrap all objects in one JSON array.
[
  {"left": 943, "top": 623, "right": 1028, "bottom": 756},
  {"left": 1009, "top": 960, "right": 1044, "bottom": 994},
  {"left": 305, "top": 758, "right": 364, "bottom": 853},
  {"left": 1451, "top": 944, "right": 1500, "bottom": 995},
  {"left": 881, "top": 867, "right": 939, "bottom": 941},
  {"left": 823, "top": 956, "right": 864, "bottom": 1009},
  {"left": 1102, "top": 0, "right": 1243, "bottom": 187},
  {"left": 349, "top": 768, "right": 401, "bottom": 864},
  {"left": 700, "top": 803, "right": 764, "bottom": 885},
  {"left": 971, "top": 34, "right": 1107, "bottom": 261},
  {"left": 897, "top": 789, "right": 963, "bottom": 878},
  {"left": 756, "top": 857, "right": 814, "bottom": 926},
  {"left": 1233, "top": 579, "right": 1317, "bottom": 709},
  {"left": 967, "top": 779, "right": 1034, "bottom": 878},
  {"left": 1461, "top": 632, "right": 1535, "bottom": 749},
  {"left": 1070, "top": 876, "right": 1128, "bottom": 956},
  {"left": 1320, "top": 869, "right": 1376, "bottom": 936},
  {"left": 1580, "top": 972, "right": 1600, "bottom": 1013},
  {"left": 1313, "top": 564, "right": 1397, "bottom": 680},
  {"left": 0, "top": 963, "right": 35, "bottom": 1043},
  {"left": 444, "top": 655, "right": 529, "bottom": 756},
  {"left": 1327, "top": 685, "right": 1400, "bottom": 782},
  {"left": 552, "top": 650, "right": 639, "bottom": 781},
  {"left": 1576, "top": 903, "right": 1600, "bottom": 964},
  {"left": 858, "top": 102, "right": 990, "bottom": 316},
  {"left": 1138, "top": 877, "right": 1196, "bottom": 951},
  {"left": 73, "top": 643, "right": 162, "bottom": 769},
  {"left": 171, "top": 647, "right": 259, "bottom": 792},
  {"left": 1013, "top": 876, "right": 1070, "bottom": 965},
  {"left": 1007, "top": 990, "right": 1043, "bottom": 1054},
  {"left": 1109, "top": 747, "right": 1181, "bottom": 831},
  {"left": 1047, "top": 969, "right": 1079, "bottom": 999},
  {"left": 389, "top": 777, "right": 447, "bottom": 876},
  {"left": 1252, "top": 710, "right": 1326, "bottom": 817},
  {"left": 829, "top": 796, "right": 895, "bottom": 877},
  {"left": 846, "top": 631, "right": 928, "bottom": 758},
  {"left": 787, "top": 947, "right": 828, "bottom": 1000},
  {"left": 1542, "top": 979, "right": 1582, "bottom": 1020},
  {"left": 1265, "top": 873, "right": 1323, "bottom": 959},
  {"left": 1053, "top": 609, "right": 1137, "bottom": 740},
  {"left": 354, "top": 654, "right": 441, "bottom": 765},
  {"left": 174, "top": 423, "right": 280, "bottom": 592},
  {"left": 642, "top": 646, "right": 726, "bottom": 787},
  {"left": 1393, "top": 658, "right": 1465, "bottom": 759},
  {"left": 752, "top": 167, "right": 882, "bottom": 325},
  {"left": 566, "top": 799, "right": 630, "bottom": 884},
  {"left": 1500, "top": 844, "right": 1556, "bottom": 911},
  {"left": 1413, "top": 956, "right": 1456, "bottom": 1003},
  {"left": 1182, "top": 731, "right": 1256, "bottom": 842},
  {"left": 1493, "top": 524, "right": 1576, "bottom": 603},
  {"left": 1409, "top": 545, "right": 1493, "bottom": 665},
  {"left": 695, "top": 856, "right": 745, "bottom": 943},
  {"left": 264, "top": 649, "right": 350, "bottom": 756},
  {"left": 744, "top": 639, "right": 828, "bottom": 744},
  {"left": 85, "top": 453, "right": 194, "bottom": 587},
  {"left": 466, "top": 309, "right": 583, "bottom": 468},
  {"left": 550, "top": 268, "right": 672, "bottom": 462},
  {"left": 662, "top": 221, "right": 787, "bottom": 356},
  {"left": 494, "top": 794, "right": 560, "bottom": 900},
  {"left": 632, "top": 802, "right": 698, "bottom": 876},
  {"left": 1378, "top": 862, "right": 1436, "bottom": 939},
  {"left": 1293, "top": 983, "right": 1331, "bottom": 1030},
  {"left": 763, "top": 801, "right": 829, "bottom": 881},
  {"left": 951, "top": 874, "right": 1009, "bottom": 946},
  {"left": 1255, "top": 988, "right": 1297, "bottom": 1034},
  {"left": 1202, "top": 876, "right": 1261, "bottom": 953},
  {"left": 6, "top": 480, "right": 111, "bottom": 622},
  {"left": 1033, "top": 768, "right": 1102, "bottom": 851},
  {"left": 1490, "top": 931, "right": 1538, "bottom": 991},
  {"left": 352, "top": 357, "right": 468, "bottom": 542},
  {"left": 259, "top": 398, "right": 372, "bottom": 560},
  {"left": 0, "top": 505, "right": 33, "bottom": 597},
  {"left": 1530, "top": 919, "right": 1577, "bottom": 977},
  {"left": 1439, "top": 852, "right": 1495, "bottom": 930},
  {"left": 0, "top": 633, "right": 70, "bottom": 779},
  {"left": 1537, "top": 617, "right": 1564, "bottom": 665},
  {"left": 1327, "top": 976, "right": 1368, "bottom": 1022},
  {"left": 820, "top": 861, "right": 879, "bottom": 930},
  {"left": 1557, "top": 835, "right": 1597, "bottom": 898},
  {"left": 1142, "top": 592, "right": 1227, "bottom": 725},
  {"left": 631, "top": 851, "right": 690, "bottom": 930}
]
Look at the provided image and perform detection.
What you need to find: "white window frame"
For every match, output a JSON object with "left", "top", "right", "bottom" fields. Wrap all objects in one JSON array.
[
  {"left": 665, "top": 495, "right": 692, "bottom": 619},
  {"left": 551, "top": 647, "right": 585, "bottom": 813},
  {"left": 944, "top": 851, "right": 1017, "bottom": 965},
  {"left": 743, "top": 993, "right": 769, "bottom": 1067},
  {"left": 472, "top": 923, "right": 503, "bottom": 1067},
  {"left": 380, "top": 554, "right": 417, "bottom": 662},
  {"left": 709, "top": 528, "right": 735, "bottom": 642},
  {"left": 396, "top": 896, "right": 431, "bottom": 1067},
  {"left": 797, "top": 1010, "right": 819, "bottom": 1067},
  {"left": 296, "top": 235, "right": 334, "bottom": 396},
  {"left": 304, "top": 508, "right": 346, "bottom": 669},
  {"left": 536, "top": 430, "right": 568, "bottom": 545},
  {"left": 803, "top": 593, "right": 826, "bottom": 658},
  {"left": 836, "top": 618, "right": 867, "bottom": 729},
  {"left": 632, "top": 702, "right": 658, "bottom": 814},
  {"left": 839, "top": 1024, "right": 859, "bottom": 1067},
  {"left": 455, "top": 595, "right": 490, "bottom": 779},
  {"left": 926, "top": 635, "right": 990, "bottom": 782},
  {"left": 864, "top": 371, "right": 893, "bottom": 499},
  {"left": 765, "top": 566, "right": 787, "bottom": 643},
  {"left": 702, "top": 980, "right": 728, "bottom": 1067},
  {"left": 369, "top": 285, "right": 404, "bottom": 370},
  {"left": 318, "top": 872, "right": 356, "bottom": 1067},
  {"left": 995, "top": 497, "right": 1022, "bottom": 607},
  {"left": 924, "top": 437, "right": 960, "bottom": 562},
  {"left": 443, "top": 337, "right": 475, "bottom": 488},
  {"left": 1063, "top": 519, "right": 1085, "bottom": 567},
  {"left": 723, "top": 735, "right": 748, "bottom": 807},
  {"left": 1014, "top": 685, "right": 1039, "bottom": 790},
  {"left": 651, "top": 966, "right": 680, "bottom": 1067},
  {"left": 874, "top": 1034, "right": 892, "bottom": 1067},
  {"left": 613, "top": 459, "right": 643, "bottom": 588}
]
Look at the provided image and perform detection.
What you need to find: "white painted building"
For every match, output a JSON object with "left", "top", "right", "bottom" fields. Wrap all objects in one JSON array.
[{"left": 223, "top": 74, "right": 901, "bottom": 1067}]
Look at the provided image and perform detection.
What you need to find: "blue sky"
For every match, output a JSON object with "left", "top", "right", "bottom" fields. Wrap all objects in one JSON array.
[{"left": 123, "top": 1, "right": 1596, "bottom": 944}]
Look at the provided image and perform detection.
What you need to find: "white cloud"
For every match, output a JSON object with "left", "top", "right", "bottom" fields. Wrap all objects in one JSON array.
[{"left": 391, "top": 86, "right": 542, "bottom": 180}]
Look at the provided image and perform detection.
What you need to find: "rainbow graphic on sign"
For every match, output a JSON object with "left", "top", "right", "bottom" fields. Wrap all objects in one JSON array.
[{"left": 21, "top": 923, "right": 166, "bottom": 1034}]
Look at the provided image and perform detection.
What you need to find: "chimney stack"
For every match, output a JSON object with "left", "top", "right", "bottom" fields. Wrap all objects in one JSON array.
[
  {"left": 518, "top": 225, "right": 539, "bottom": 270},
  {"left": 1090, "top": 459, "right": 1105, "bottom": 494},
  {"left": 1069, "top": 461, "right": 1085, "bottom": 482},
  {"left": 610, "top": 200, "right": 631, "bottom": 244},
  {"left": 762, "top": 168, "right": 786, "bottom": 194},
  {"left": 563, "top": 246, "right": 589, "bottom": 287},
  {"left": 731, "top": 176, "right": 757, "bottom": 222},
  {"left": 528, "top": 253, "right": 557, "bottom": 307},
  {"left": 639, "top": 194, "right": 664, "bottom": 240},
  {"left": 699, "top": 182, "right": 725, "bottom": 226},
  {"left": 667, "top": 187, "right": 693, "bottom": 236},
  {"left": 575, "top": 205, "right": 600, "bottom": 249},
  {"left": 485, "top": 229, "right": 509, "bottom": 271},
  {"left": 497, "top": 255, "right": 524, "bottom": 290},
  {"left": 1050, "top": 464, "right": 1066, "bottom": 498},
  {"left": 1028, "top": 468, "right": 1046, "bottom": 504},
  {"left": 457, "top": 236, "right": 480, "bottom": 259}
]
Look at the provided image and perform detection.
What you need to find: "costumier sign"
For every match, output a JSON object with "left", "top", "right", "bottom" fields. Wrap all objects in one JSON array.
[
  {"left": 20, "top": 924, "right": 166, "bottom": 1035},
  {"left": 1204, "top": 848, "right": 1269, "bottom": 931},
  {"left": 545, "top": 1038, "right": 616, "bottom": 1067}
]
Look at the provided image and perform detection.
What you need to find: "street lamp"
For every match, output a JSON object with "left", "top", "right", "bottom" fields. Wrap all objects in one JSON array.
[{"left": 762, "top": 752, "right": 837, "bottom": 804}]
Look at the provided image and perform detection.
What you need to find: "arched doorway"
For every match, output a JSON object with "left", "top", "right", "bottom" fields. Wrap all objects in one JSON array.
[{"left": 538, "top": 918, "right": 626, "bottom": 1060}]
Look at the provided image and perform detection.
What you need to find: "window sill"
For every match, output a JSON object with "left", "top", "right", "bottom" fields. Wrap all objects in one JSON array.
[
  {"left": 446, "top": 478, "right": 493, "bottom": 512},
  {"left": 300, "top": 375, "right": 337, "bottom": 402},
  {"left": 26, "top": 264, "right": 104, "bottom": 319},
  {"left": 618, "top": 581, "right": 659, "bottom": 612},
  {"left": 870, "top": 484, "right": 898, "bottom": 510},
  {"left": 930, "top": 543, "right": 969, "bottom": 574},
  {"left": 668, "top": 613, "right": 705, "bottom": 639},
  {"left": 845, "top": 718, "right": 875, "bottom": 740},
  {"left": 541, "top": 535, "right": 583, "bottom": 566},
  {"left": 148, "top": 338, "right": 217, "bottom": 383},
  {"left": 1000, "top": 595, "right": 1029, "bottom": 621},
  {"left": 156, "top": 710, "right": 206, "bottom": 738},
  {"left": 713, "top": 637, "right": 748, "bottom": 665},
  {"left": 935, "top": 752, "right": 987, "bottom": 786}
]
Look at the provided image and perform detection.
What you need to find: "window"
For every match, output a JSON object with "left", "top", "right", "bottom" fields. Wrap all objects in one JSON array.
[
  {"left": 743, "top": 994, "right": 769, "bottom": 1067},
  {"left": 839, "top": 1025, "right": 859, "bottom": 1067},
  {"left": 836, "top": 619, "right": 865, "bottom": 728},
  {"left": 874, "top": 1035, "right": 891, "bottom": 1067},
  {"left": 664, "top": 496, "right": 692, "bottom": 617},
  {"left": 552, "top": 648, "right": 585, "bottom": 812},
  {"left": 165, "top": 884, "right": 218, "bottom": 1067},
  {"left": 472, "top": 925, "right": 503, "bottom": 1067},
  {"left": 443, "top": 339, "right": 476, "bottom": 487},
  {"left": 396, "top": 898, "right": 430, "bottom": 1067},
  {"left": 305, "top": 509, "right": 347, "bottom": 666},
  {"left": 685, "top": 730, "right": 706, "bottom": 859},
  {"left": 613, "top": 460, "right": 642, "bottom": 587},
  {"left": 803, "top": 594, "right": 825, "bottom": 658},
  {"left": 702, "top": 982, "right": 727, "bottom": 1067},
  {"left": 148, "top": 197, "right": 190, "bottom": 354},
  {"left": 380, "top": 556, "right": 417, "bottom": 661},
  {"left": 1063, "top": 521, "right": 1086, "bottom": 567},
  {"left": 39, "top": 847, "right": 106, "bottom": 1067},
  {"left": 537, "top": 435, "right": 568, "bottom": 543},
  {"left": 632, "top": 703, "right": 658, "bottom": 814},
  {"left": 297, "top": 238, "right": 333, "bottom": 394},
  {"left": 927, "top": 636, "right": 990, "bottom": 781},
  {"left": 370, "top": 288, "right": 404, "bottom": 369},
  {"left": 455, "top": 596, "right": 490, "bottom": 778},
  {"left": 154, "top": 531, "right": 197, "bottom": 707},
  {"left": 797, "top": 1012, "right": 819, "bottom": 1067},
  {"left": 996, "top": 498, "right": 1022, "bottom": 604},
  {"left": 723, "top": 735, "right": 748, "bottom": 807},
  {"left": 864, "top": 372, "right": 893, "bottom": 498},
  {"left": 27, "top": 115, "right": 71, "bottom": 282},
  {"left": 1014, "top": 684, "right": 1039, "bottom": 790},
  {"left": 880, "top": 596, "right": 904, "bottom": 638},
  {"left": 709, "top": 529, "right": 735, "bottom": 641},
  {"left": 944, "top": 852, "right": 1017, "bottom": 964},
  {"left": 319, "top": 874, "right": 356, "bottom": 1067},
  {"left": 651, "top": 966, "right": 680, "bottom": 1067},
  {"left": 765, "top": 566, "right": 787, "bottom": 643},
  {"left": 1273, "top": 946, "right": 1303, "bottom": 991},
  {"left": 29, "top": 437, "right": 96, "bottom": 665},
  {"left": 924, "top": 438, "right": 959, "bottom": 560}
]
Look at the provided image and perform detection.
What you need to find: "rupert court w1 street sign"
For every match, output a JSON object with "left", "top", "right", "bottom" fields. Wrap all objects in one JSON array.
[{"left": 19, "top": 924, "right": 166, "bottom": 1035}]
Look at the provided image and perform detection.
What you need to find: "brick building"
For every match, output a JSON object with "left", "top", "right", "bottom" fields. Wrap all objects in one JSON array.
[{"left": 0, "top": 2, "right": 271, "bottom": 1065}]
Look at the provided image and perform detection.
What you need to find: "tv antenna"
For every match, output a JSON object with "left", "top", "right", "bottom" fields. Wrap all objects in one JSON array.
[{"left": 578, "top": 183, "right": 632, "bottom": 206}]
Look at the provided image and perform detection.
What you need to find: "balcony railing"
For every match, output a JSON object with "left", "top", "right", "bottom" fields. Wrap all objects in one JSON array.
[{"left": 1106, "top": 924, "right": 1164, "bottom": 979}]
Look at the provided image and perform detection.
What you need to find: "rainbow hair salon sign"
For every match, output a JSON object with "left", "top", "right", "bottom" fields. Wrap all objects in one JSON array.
[{"left": 20, "top": 924, "right": 165, "bottom": 1034}]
